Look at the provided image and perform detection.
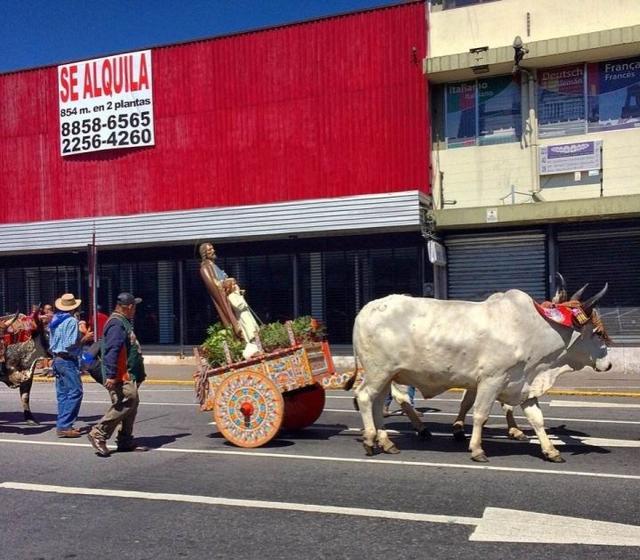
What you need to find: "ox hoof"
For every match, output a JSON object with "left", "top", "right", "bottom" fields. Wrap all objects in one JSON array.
[
  {"left": 508, "top": 430, "right": 527, "bottom": 441},
  {"left": 352, "top": 397, "right": 360, "bottom": 412},
  {"left": 24, "top": 413, "right": 39, "bottom": 426},
  {"left": 452, "top": 429, "right": 467, "bottom": 442},
  {"left": 545, "top": 454, "right": 566, "bottom": 464},
  {"left": 417, "top": 428, "right": 432, "bottom": 441},
  {"left": 382, "top": 444, "right": 401, "bottom": 454},
  {"left": 363, "top": 443, "right": 376, "bottom": 456},
  {"left": 471, "top": 453, "right": 489, "bottom": 463}
]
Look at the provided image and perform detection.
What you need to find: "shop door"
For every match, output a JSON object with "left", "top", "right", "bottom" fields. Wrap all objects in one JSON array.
[{"left": 446, "top": 231, "right": 547, "bottom": 301}]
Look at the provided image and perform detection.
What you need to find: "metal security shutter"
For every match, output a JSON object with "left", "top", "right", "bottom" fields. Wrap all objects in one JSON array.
[
  {"left": 557, "top": 224, "right": 640, "bottom": 343},
  {"left": 446, "top": 231, "right": 547, "bottom": 301}
]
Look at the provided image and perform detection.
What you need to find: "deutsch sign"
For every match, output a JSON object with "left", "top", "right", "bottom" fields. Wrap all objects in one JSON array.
[{"left": 57, "top": 50, "right": 154, "bottom": 156}]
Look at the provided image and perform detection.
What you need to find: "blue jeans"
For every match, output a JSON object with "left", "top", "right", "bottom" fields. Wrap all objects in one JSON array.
[
  {"left": 53, "top": 357, "right": 83, "bottom": 430},
  {"left": 385, "top": 385, "right": 416, "bottom": 407}
]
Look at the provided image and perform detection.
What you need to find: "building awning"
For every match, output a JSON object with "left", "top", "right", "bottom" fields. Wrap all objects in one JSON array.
[
  {"left": 432, "top": 194, "right": 640, "bottom": 230},
  {"left": 425, "top": 24, "right": 640, "bottom": 83},
  {"left": 1, "top": 190, "right": 428, "bottom": 255}
]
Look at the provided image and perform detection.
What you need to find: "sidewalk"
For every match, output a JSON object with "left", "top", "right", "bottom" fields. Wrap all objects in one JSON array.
[
  {"left": 139, "top": 360, "right": 640, "bottom": 398},
  {"left": 34, "top": 346, "right": 640, "bottom": 397}
]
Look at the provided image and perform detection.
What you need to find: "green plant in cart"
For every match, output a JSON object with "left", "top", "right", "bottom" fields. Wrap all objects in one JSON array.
[{"left": 202, "top": 323, "right": 244, "bottom": 367}]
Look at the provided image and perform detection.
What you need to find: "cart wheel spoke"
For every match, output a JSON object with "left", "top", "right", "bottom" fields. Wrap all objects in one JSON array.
[{"left": 213, "top": 370, "right": 284, "bottom": 448}]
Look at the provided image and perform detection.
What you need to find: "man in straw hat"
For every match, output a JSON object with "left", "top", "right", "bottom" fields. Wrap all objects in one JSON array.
[{"left": 49, "top": 293, "right": 93, "bottom": 437}]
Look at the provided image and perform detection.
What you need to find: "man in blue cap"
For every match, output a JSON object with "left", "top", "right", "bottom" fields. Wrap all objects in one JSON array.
[{"left": 87, "top": 292, "right": 147, "bottom": 457}]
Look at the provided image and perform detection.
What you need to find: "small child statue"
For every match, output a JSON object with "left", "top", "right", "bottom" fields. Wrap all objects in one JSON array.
[{"left": 223, "top": 278, "right": 260, "bottom": 359}]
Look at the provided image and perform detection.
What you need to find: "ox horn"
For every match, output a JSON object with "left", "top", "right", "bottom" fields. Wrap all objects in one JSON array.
[
  {"left": 582, "top": 283, "right": 608, "bottom": 312},
  {"left": 552, "top": 272, "right": 568, "bottom": 303},
  {"left": 569, "top": 283, "right": 589, "bottom": 302},
  {"left": 2, "top": 310, "right": 19, "bottom": 328}
]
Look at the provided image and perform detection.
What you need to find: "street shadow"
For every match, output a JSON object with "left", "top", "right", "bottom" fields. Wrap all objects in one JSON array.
[
  {"left": 547, "top": 423, "right": 611, "bottom": 456},
  {"left": 279, "top": 423, "right": 348, "bottom": 441},
  {"left": 378, "top": 417, "right": 610, "bottom": 461},
  {"left": 0, "top": 411, "right": 57, "bottom": 435},
  {"left": 133, "top": 432, "right": 191, "bottom": 449}
]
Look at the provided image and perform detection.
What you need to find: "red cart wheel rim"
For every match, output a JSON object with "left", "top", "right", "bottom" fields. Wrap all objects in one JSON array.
[
  {"left": 282, "top": 383, "right": 326, "bottom": 431},
  {"left": 213, "top": 370, "right": 284, "bottom": 448}
]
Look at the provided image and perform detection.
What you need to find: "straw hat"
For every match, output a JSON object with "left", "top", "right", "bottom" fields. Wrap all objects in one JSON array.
[{"left": 54, "top": 293, "right": 82, "bottom": 311}]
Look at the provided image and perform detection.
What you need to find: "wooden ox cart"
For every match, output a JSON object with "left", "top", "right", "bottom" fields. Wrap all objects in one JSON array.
[{"left": 194, "top": 330, "right": 352, "bottom": 448}]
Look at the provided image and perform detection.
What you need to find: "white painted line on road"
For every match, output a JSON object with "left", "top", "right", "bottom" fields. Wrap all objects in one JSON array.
[
  {"left": 0, "top": 481, "right": 477, "bottom": 526},
  {"left": 550, "top": 400, "right": 640, "bottom": 409},
  {"left": 321, "top": 408, "right": 640, "bottom": 426},
  {"left": 2, "top": 482, "right": 639, "bottom": 546},
  {"left": 1, "top": 438, "right": 639, "bottom": 482},
  {"left": 0, "top": 398, "right": 196, "bottom": 407},
  {"left": 202, "top": 423, "right": 640, "bottom": 449}
]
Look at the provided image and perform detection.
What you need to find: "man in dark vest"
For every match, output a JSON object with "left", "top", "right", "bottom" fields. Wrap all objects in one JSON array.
[{"left": 87, "top": 292, "right": 147, "bottom": 457}]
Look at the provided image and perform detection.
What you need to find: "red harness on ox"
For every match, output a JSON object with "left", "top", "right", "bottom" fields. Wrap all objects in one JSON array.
[{"left": 533, "top": 301, "right": 589, "bottom": 329}]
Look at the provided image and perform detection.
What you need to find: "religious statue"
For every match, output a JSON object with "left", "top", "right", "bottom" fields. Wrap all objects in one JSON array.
[
  {"left": 198, "top": 242, "right": 243, "bottom": 340},
  {"left": 223, "top": 277, "right": 260, "bottom": 343}
]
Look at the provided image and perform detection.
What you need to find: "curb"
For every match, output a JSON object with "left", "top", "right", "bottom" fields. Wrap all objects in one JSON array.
[
  {"left": 33, "top": 376, "right": 194, "bottom": 386},
  {"left": 31, "top": 376, "right": 640, "bottom": 397}
]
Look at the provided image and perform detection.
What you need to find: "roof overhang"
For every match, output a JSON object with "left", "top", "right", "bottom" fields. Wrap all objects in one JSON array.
[
  {"left": 432, "top": 194, "right": 640, "bottom": 231},
  {"left": 425, "top": 24, "right": 640, "bottom": 83},
  {"left": 0, "top": 190, "right": 429, "bottom": 255}
]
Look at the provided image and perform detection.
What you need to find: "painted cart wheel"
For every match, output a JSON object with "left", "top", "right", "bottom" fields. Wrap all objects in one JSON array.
[
  {"left": 213, "top": 370, "right": 284, "bottom": 448},
  {"left": 282, "top": 383, "right": 326, "bottom": 431}
]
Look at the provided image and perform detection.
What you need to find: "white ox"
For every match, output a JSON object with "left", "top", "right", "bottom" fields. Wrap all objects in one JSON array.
[{"left": 348, "top": 287, "right": 611, "bottom": 462}]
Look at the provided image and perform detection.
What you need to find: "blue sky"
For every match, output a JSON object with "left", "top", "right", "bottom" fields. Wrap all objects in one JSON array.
[{"left": 0, "top": 0, "right": 401, "bottom": 74}]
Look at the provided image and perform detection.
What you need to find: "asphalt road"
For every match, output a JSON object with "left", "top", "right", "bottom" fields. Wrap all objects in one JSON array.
[{"left": 1, "top": 384, "right": 639, "bottom": 559}]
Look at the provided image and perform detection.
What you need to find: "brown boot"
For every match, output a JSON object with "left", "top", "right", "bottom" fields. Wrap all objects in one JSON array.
[
  {"left": 87, "top": 433, "right": 110, "bottom": 457},
  {"left": 57, "top": 428, "right": 82, "bottom": 438}
]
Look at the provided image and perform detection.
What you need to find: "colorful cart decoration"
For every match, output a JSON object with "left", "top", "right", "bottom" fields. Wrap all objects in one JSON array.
[{"left": 194, "top": 327, "right": 349, "bottom": 447}]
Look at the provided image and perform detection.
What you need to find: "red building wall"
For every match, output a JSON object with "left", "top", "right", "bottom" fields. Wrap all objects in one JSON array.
[{"left": 0, "top": 2, "right": 428, "bottom": 224}]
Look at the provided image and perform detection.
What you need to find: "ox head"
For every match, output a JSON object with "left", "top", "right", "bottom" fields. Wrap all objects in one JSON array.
[{"left": 561, "top": 283, "right": 612, "bottom": 372}]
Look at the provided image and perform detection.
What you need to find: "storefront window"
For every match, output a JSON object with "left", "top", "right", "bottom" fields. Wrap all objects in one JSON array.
[
  {"left": 538, "top": 64, "right": 586, "bottom": 138},
  {"left": 445, "top": 76, "right": 520, "bottom": 147},
  {"left": 445, "top": 81, "right": 476, "bottom": 147},
  {"left": 587, "top": 56, "right": 640, "bottom": 132},
  {"left": 478, "top": 76, "right": 521, "bottom": 145}
]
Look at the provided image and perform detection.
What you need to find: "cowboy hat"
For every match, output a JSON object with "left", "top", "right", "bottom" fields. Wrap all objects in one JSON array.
[{"left": 54, "top": 293, "right": 82, "bottom": 311}]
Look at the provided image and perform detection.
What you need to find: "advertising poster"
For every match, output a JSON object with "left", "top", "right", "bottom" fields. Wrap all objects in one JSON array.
[
  {"left": 539, "top": 140, "right": 602, "bottom": 175},
  {"left": 587, "top": 56, "right": 640, "bottom": 132},
  {"left": 477, "top": 75, "right": 521, "bottom": 145},
  {"left": 537, "top": 64, "right": 586, "bottom": 138},
  {"left": 446, "top": 81, "right": 476, "bottom": 147},
  {"left": 57, "top": 50, "right": 154, "bottom": 156}
]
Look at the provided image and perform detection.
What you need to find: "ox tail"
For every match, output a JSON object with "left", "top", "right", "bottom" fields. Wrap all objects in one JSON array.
[
  {"left": 344, "top": 328, "right": 358, "bottom": 391},
  {"left": 343, "top": 343, "right": 359, "bottom": 392}
]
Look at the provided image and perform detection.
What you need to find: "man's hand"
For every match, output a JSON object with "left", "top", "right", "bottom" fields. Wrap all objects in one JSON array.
[
  {"left": 81, "top": 328, "right": 94, "bottom": 344},
  {"left": 104, "top": 378, "right": 117, "bottom": 390}
]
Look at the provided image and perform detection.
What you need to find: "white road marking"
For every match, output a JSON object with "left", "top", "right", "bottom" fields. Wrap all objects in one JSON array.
[
  {"left": 550, "top": 400, "right": 640, "bottom": 409},
  {"left": 1, "top": 438, "right": 639, "bottom": 481},
  {"left": 321, "top": 408, "right": 640, "bottom": 425},
  {"left": 2, "top": 482, "right": 639, "bottom": 546},
  {"left": 469, "top": 507, "right": 640, "bottom": 546},
  {"left": 203, "top": 422, "right": 640, "bottom": 449}
]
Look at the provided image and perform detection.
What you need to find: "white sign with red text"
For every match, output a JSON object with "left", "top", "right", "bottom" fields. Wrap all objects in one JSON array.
[{"left": 57, "top": 50, "right": 154, "bottom": 156}]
